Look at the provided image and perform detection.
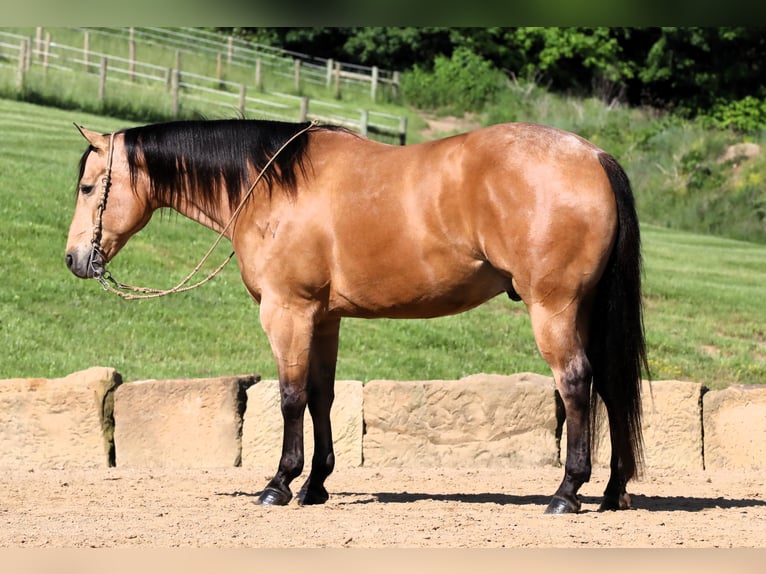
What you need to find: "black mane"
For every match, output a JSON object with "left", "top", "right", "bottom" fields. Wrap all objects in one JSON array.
[{"left": 120, "top": 119, "right": 324, "bottom": 211}]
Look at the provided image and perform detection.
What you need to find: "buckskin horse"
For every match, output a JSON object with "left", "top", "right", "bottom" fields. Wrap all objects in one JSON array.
[{"left": 65, "top": 119, "right": 648, "bottom": 513}]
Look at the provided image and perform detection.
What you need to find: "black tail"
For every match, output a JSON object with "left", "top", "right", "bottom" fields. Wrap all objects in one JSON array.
[{"left": 589, "top": 152, "right": 650, "bottom": 481}]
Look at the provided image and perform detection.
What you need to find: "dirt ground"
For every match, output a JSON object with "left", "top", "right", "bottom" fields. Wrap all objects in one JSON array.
[{"left": 1, "top": 465, "right": 764, "bottom": 548}]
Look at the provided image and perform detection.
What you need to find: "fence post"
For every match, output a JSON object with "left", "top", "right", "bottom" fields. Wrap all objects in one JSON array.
[
  {"left": 294, "top": 59, "right": 301, "bottom": 93},
  {"left": 98, "top": 57, "right": 108, "bottom": 103},
  {"left": 360, "top": 110, "right": 368, "bottom": 137},
  {"left": 239, "top": 84, "right": 247, "bottom": 117},
  {"left": 227, "top": 36, "right": 234, "bottom": 65},
  {"left": 334, "top": 61, "right": 341, "bottom": 99},
  {"left": 16, "top": 40, "right": 27, "bottom": 92},
  {"left": 83, "top": 30, "right": 90, "bottom": 72},
  {"left": 35, "top": 27, "right": 43, "bottom": 61},
  {"left": 371, "top": 66, "right": 378, "bottom": 102},
  {"left": 42, "top": 32, "right": 51, "bottom": 76},
  {"left": 299, "top": 97, "right": 309, "bottom": 122},
  {"left": 25, "top": 36, "right": 32, "bottom": 71},
  {"left": 326, "top": 59, "right": 333, "bottom": 88},
  {"left": 128, "top": 27, "right": 135, "bottom": 82},
  {"left": 392, "top": 71, "right": 400, "bottom": 98},
  {"left": 255, "top": 58, "right": 262, "bottom": 91},
  {"left": 398, "top": 116, "right": 408, "bottom": 145},
  {"left": 171, "top": 68, "right": 180, "bottom": 118},
  {"left": 174, "top": 50, "right": 182, "bottom": 85}
]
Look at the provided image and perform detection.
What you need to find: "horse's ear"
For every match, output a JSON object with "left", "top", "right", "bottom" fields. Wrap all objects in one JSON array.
[{"left": 74, "top": 123, "right": 109, "bottom": 151}]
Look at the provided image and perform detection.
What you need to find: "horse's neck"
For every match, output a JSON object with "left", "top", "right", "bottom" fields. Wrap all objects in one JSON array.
[{"left": 170, "top": 194, "right": 232, "bottom": 237}]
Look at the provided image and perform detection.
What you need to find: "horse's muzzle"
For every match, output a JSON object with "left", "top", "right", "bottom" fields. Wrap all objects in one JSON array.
[{"left": 65, "top": 246, "right": 105, "bottom": 279}]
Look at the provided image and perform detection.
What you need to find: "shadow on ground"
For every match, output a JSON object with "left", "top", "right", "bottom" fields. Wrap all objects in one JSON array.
[{"left": 216, "top": 489, "right": 766, "bottom": 512}]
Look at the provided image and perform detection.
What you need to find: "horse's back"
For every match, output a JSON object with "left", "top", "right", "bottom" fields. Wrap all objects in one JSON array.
[{"left": 250, "top": 123, "right": 618, "bottom": 318}]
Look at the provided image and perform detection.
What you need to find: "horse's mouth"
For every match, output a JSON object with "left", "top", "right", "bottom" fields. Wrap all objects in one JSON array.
[{"left": 65, "top": 246, "right": 105, "bottom": 279}]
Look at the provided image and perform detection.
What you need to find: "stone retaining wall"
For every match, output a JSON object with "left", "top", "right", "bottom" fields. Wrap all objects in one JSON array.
[
  {"left": 363, "top": 373, "right": 559, "bottom": 468},
  {"left": 113, "top": 375, "right": 259, "bottom": 468},
  {"left": 703, "top": 385, "right": 766, "bottom": 470},
  {"left": 1, "top": 368, "right": 764, "bottom": 472},
  {"left": 0, "top": 367, "right": 120, "bottom": 469}
]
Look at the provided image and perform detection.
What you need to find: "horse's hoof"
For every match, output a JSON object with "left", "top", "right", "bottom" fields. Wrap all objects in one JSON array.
[
  {"left": 599, "top": 492, "right": 631, "bottom": 511},
  {"left": 300, "top": 485, "right": 329, "bottom": 506},
  {"left": 544, "top": 495, "right": 581, "bottom": 514},
  {"left": 255, "top": 487, "right": 292, "bottom": 506}
]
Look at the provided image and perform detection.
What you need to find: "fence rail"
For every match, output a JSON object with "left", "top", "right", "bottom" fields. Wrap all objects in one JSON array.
[{"left": 0, "top": 28, "right": 407, "bottom": 144}]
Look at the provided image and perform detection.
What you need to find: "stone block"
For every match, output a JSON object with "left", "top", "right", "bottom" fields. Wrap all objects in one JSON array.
[
  {"left": 0, "top": 367, "right": 121, "bottom": 469},
  {"left": 703, "top": 384, "right": 766, "bottom": 470},
  {"left": 561, "top": 380, "right": 704, "bottom": 471},
  {"left": 242, "top": 379, "right": 363, "bottom": 469},
  {"left": 113, "top": 374, "right": 258, "bottom": 468},
  {"left": 363, "top": 373, "right": 558, "bottom": 468}
]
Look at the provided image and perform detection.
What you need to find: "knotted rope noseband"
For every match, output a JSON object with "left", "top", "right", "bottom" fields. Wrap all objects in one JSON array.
[{"left": 88, "top": 132, "right": 115, "bottom": 281}]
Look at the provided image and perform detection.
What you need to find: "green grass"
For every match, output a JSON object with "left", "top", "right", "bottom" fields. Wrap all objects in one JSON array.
[
  {"left": 1, "top": 98, "right": 765, "bottom": 389},
  {"left": 641, "top": 225, "right": 766, "bottom": 386}
]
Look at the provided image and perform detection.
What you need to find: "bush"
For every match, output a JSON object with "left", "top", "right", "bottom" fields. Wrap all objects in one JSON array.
[
  {"left": 401, "top": 47, "right": 505, "bottom": 113},
  {"left": 704, "top": 96, "right": 766, "bottom": 133}
]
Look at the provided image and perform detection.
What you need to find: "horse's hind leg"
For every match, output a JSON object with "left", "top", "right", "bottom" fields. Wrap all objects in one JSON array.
[
  {"left": 601, "top": 447, "right": 631, "bottom": 510},
  {"left": 528, "top": 301, "right": 593, "bottom": 514},
  {"left": 599, "top": 401, "right": 633, "bottom": 510},
  {"left": 299, "top": 317, "right": 341, "bottom": 505}
]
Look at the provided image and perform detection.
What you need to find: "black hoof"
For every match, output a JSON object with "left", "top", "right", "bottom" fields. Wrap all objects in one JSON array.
[
  {"left": 300, "top": 485, "right": 329, "bottom": 506},
  {"left": 544, "top": 495, "right": 581, "bottom": 514},
  {"left": 255, "top": 487, "right": 292, "bottom": 506}
]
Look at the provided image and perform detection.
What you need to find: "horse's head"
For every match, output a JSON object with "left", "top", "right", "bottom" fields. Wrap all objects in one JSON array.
[{"left": 65, "top": 126, "right": 152, "bottom": 279}]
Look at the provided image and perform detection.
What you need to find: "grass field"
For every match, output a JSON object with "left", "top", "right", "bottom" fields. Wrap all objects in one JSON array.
[{"left": 1, "top": 98, "right": 764, "bottom": 389}]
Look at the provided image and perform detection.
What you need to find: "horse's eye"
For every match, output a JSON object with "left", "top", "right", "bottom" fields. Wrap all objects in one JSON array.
[{"left": 79, "top": 184, "right": 95, "bottom": 196}]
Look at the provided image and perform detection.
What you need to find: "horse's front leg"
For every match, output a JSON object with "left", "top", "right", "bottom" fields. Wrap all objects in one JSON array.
[
  {"left": 299, "top": 317, "right": 341, "bottom": 505},
  {"left": 256, "top": 302, "right": 315, "bottom": 506}
]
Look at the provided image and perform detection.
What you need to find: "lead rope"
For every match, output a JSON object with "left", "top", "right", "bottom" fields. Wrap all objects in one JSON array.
[{"left": 95, "top": 120, "right": 319, "bottom": 300}]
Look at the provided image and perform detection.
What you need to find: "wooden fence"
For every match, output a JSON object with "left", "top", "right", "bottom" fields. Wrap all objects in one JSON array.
[
  {"left": 79, "top": 27, "right": 401, "bottom": 102},
  {"left": 1, "top": 28, "right": 407, "bottom": 145}
]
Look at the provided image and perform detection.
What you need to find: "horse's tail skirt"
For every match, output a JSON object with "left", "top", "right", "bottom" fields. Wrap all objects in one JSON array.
[{"left": 588, "top": 152, "right": 650, "bottom": 481}]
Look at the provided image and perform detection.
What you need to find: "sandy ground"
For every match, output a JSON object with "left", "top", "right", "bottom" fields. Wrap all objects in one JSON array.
[{"left": 1, "top": 465, "right": 764, "bottom": 548}]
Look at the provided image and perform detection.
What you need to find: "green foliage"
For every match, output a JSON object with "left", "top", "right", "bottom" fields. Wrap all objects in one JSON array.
[
  {"left": 400, "top": 47, "right": 505, "bottom": 113},
  {"left": 503, "top": 28, "right": 634, "bottom": 98},
  {"left": 234, "top": 27, "right": 458, "bottom": 70},
  {"left": 638, "top": 28, "right": 766, "bottom": 117},
  {"left": 704, "top": 96, "right": 766, "bottom": 133}
]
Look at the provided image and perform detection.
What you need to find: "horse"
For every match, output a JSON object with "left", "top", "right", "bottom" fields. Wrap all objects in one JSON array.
[{"left": 65, "top": 118, "right": 648, "bottom": 514}]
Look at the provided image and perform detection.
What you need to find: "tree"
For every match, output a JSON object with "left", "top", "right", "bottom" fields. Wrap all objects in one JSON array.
[{"left": 638, "top": 27, "right": 766, "bottom": 115}]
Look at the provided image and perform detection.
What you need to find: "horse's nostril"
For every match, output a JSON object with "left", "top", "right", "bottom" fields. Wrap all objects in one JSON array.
[{"left": 65, "top": 253, "right": 74, "bottom": 270}]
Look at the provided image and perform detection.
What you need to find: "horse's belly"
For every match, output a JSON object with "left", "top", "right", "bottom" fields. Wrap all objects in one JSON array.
[{"left": 329, "top": 262, "right": 508, "bottom": 319}]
